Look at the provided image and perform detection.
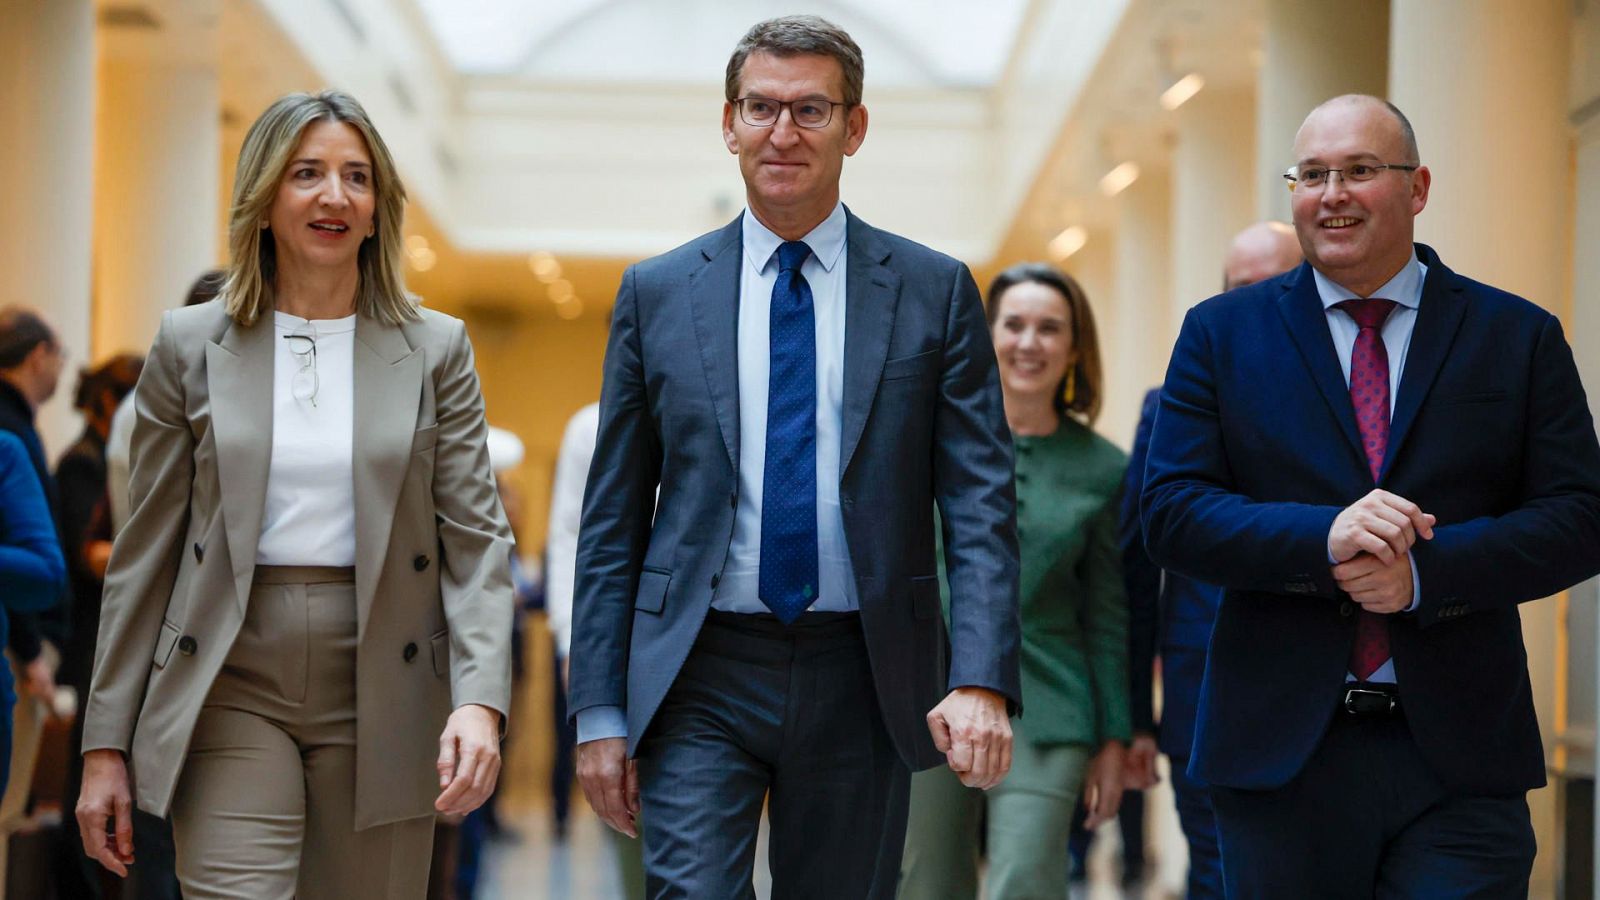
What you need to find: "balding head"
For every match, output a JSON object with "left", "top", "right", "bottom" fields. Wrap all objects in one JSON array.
[{"left": 1224, "top": 221, "right": 1303, "bottom": 291}]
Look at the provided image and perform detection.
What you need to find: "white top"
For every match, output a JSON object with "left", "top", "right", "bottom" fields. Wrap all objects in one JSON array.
[
  {"left": 718, "top": 201, "right": 857, "bottom": 614},
  {"left": 546, "top": 402, "right": 599, "bottom": 658},
  {"left": 257, "top": 311, "right": 357, "bottom": 566}
]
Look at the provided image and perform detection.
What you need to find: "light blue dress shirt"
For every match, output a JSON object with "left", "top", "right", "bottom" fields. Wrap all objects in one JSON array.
[
  {"left": 1314, "top": 252, "right": 1427, "bottom": 684},
  {"left": 578, "top": 203, "right": 858, "bottom": 744}
]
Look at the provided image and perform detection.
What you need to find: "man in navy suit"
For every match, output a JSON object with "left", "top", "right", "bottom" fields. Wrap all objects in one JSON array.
[
  {"left": 569, "top": 16, "right": 1021, "bottom": 898},
  {"left": 1142, "top": 94, "right": 1600, "bottom": 897},
  {"left": 1123, "top": 221, "right": 1302, "bottom": 898}
]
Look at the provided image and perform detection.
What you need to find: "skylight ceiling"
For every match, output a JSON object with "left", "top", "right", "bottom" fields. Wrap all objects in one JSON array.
[{"left": 415, "top": 0, "right": 1030, "bottom": 89}]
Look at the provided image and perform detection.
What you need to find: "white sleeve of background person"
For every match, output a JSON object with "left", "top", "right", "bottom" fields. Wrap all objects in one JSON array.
[{"left": 547, "top": 403, "right": 599, "bottom": 658}]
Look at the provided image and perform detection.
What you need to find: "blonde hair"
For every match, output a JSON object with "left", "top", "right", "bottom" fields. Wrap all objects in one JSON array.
[{"left": 222, "top": 90, "right": 417, "bottom": 326}]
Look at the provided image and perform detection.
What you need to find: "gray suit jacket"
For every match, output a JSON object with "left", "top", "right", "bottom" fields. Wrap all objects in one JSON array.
[
  {"left": 83, "top": 301, "right": 514, "bottom": 829},
  {"left": 568, "top": 211, "right": 1021, "bottom": 769}
]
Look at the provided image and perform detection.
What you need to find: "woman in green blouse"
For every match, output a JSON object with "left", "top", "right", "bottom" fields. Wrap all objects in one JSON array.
[{"left": 899, "top": 263, "right": 1130, "bottom": 898}]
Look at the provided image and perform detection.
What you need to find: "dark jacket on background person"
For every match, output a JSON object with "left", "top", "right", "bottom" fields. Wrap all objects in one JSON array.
[
  {"left": 0, "top": 380, "right": 69, "bottom": 664},
  {"left": 55, "top": 427, "right": 109, "bottom": 695}
]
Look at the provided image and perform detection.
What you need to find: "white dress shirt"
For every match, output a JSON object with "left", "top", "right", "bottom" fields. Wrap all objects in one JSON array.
[
  {"left": 256, "top": 311, "right": 357, "bottom": 567},
  {"left": 1315, "top": 252, "right": 1427, "bottom": 684}
]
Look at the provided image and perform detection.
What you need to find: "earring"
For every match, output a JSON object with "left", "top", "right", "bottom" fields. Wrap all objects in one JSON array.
[
  {"left": 259, "top": 221, "right": 269, "bottom": 231},
  {"left": 1064, "top": 368, "right": 1077, "bottom": 406}
]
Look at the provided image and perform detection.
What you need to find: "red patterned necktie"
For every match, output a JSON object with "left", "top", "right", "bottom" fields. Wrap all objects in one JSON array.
[{"left": 1338, "top": 297, "right": 1397, "bottom": 680}]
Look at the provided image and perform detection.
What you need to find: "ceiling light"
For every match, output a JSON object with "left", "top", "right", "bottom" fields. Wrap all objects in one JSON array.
[
  {"left": 528, "top": 251, "right": 560, "bottom": 283},
  {"left": 556, "top": 297, "right": 584, "bottom": 320},
  {"left": 409, "top": 247, "right": 437, "bottom": 272},
  {"left": 1160, "top": 73, "right": 1205, "bottom": 111},
  {"left": 405, "top": 234, "right": 430, "bottom": 254},
  {"left": 1048, "top": 226, "right": 1088, "bottom": 261},
  {"left": 1099, "top": 162, "right": 1140, "bottom": 197},
  {"left": 548, "top": 279, "right": 575, "bottom": 304}
]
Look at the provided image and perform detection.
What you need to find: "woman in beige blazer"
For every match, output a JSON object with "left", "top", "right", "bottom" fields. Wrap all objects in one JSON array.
[{"left": 74, "top": 90, "right": 514, "bottom": 899}]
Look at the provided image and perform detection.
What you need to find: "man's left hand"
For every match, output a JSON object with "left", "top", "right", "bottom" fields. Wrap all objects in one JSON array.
[
  {"left": 926, "top": 687, "right": 1012, "bottom": 790},
  {"left": 435, "top": 704, "right": 502, "bottom": 816},
  {"left": 1332, "top": 551, "right": 1414, "bottom": 614}
]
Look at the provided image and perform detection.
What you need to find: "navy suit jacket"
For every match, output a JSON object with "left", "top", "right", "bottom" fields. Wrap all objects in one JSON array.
[
  {"left": 1123, "top": 387, "right": 1223, "bottom": 761},
  {"left": 1142, "top": 244, "right": 1600, "bottom": 794},
  {"left": 568, "top": 210, "right": 1021, "bottom": 770}
]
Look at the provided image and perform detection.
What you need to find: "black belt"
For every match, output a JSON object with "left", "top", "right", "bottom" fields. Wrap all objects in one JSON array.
[{"left": 1340, "top": 682, "right": 1400, "bottom": 716}]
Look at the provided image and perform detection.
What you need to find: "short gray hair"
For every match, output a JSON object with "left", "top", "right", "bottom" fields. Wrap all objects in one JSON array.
[{"left": 725, "top": 16, "right": 864, "bottom": 107}]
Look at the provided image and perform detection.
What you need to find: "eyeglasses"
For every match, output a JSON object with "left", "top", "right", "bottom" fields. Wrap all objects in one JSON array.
[
  {"left": 733, "top": 96, "right": 847, "bottom": 129},
  {"left": 283, "top": 329, "right": 318, "bottom": 407},
  {"left": 1283, "top": 163, "right": 1418, "bottom": 192}
]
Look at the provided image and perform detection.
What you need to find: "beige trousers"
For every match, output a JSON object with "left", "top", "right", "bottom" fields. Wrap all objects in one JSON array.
[{"left": 168, "top": 566, "right": 433, "bottom": 900}]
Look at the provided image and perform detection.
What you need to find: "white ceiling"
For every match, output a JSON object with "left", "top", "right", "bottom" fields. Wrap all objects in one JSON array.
[{"left": 414, "top": 0, "right": 1029, "bottom": 89}]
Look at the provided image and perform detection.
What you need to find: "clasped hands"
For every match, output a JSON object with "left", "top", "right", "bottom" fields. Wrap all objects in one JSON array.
[{"left": 1328, "top": 489, "right": 1436, "bottom": 613}]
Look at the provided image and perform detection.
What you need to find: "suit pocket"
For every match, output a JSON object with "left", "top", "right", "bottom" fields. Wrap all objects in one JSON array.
[
  {"left": 881, "top": 348, "right": 939, "bottom": 382},
  {"left": 910, "top": 575, "right": 941, "bottom": 620},
  {"left": 1431, "top": 390, "right": 1509, "bottom": 406},
  {"left": 635, "top": 568, "right": 671, "bottom": 614},
  {"left": 411, "top": 423, "right": 439, "bottom": 454},
  {"left": 430, "top": 628, "right": 450, "bottom": 678},
  {"left": 152, "top": 620, "right": 181, "bottom": 670}
]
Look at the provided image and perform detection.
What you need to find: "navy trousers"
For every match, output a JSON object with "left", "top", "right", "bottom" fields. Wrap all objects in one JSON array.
[
  {"left": 1168, "top": 760, "right": 1223, "bottom": 899},
  {"left": 636, "top": 610, "right": 911, "bottom": 900},
  {"left": 1210, "top": 707, "right": 1534, "bottom": 899}
]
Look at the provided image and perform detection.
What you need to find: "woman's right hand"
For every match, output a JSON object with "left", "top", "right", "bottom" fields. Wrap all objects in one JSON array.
[{"left": 76, "top": 749, "right": 135, "bottom": 876}]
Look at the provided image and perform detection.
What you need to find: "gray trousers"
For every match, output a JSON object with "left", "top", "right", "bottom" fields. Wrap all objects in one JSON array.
[
  {"left": 635, "top": 610, "right": 912, "bottom": 900},
  {"left": 169, "top": 566, "right": 434, "bottom": 899}
]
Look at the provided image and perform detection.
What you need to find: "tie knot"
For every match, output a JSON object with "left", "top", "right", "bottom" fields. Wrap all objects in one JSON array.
[
  {"left": 1337, "top": 298, "right": 1397, "bottom": 330},
  {"left": 777, "top": 241, "right": 812, "bottom": 273}
]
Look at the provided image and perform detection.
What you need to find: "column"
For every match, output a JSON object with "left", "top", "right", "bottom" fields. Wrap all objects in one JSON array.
[
  {"left": 1170, "top": 87, "right": 1256, "bottom": 338},
  {"left": 1390, "top": 1, "right": 1574, "bottom": 893},
  {"left": 0, "top": 0, "right": 95, "bottom": 452},
  {"left": 1255, "top": 0, "right": 1389, "bottom": 222},
  {"left": 1108, "top": 166, "right": 1172, "bottom": 447},
  {"left": 93, "top": 6, "right": 221, "bottom": 358}
]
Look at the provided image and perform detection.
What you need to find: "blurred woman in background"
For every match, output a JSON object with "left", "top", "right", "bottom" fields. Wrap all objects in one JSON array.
[{"left": 899, "top": 263, "right": 1132, "bottom": 899}]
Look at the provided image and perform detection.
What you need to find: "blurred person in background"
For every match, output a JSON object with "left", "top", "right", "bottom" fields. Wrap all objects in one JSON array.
[
  {"left": 52, "top": 352, "right": 146, "bottom": 899},
  {"left": 0, "top": 306, "right": 70, "bottom": 891},
  {"left": 75, "top": 89, "right": 513, "bottom": 898},
  {"left": 547, "top": 400, "right": 645, "bottom": 896},
  {"left": 1119, "top": 221, "right": 1302, "bottom": 899},
  {"left": 899, "top": 264, "right": 1129, "bottom": 899},
  {"left": 0, "top": 429, "right": 67, "bottom": 796}
]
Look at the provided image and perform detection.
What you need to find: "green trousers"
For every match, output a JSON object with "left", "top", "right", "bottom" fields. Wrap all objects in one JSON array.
[{"left": 898, "top": 730, "right": 1089, "bottom": 899}]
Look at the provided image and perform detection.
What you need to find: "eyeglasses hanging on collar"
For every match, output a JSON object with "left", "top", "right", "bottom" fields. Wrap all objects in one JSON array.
[{"left": 283, "top": 327, "right": 319, "bottom": 407}]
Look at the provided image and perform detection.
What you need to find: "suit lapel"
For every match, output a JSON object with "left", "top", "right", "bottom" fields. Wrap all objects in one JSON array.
[
  {"left": 1381, "top": 247, "right": 1468, "bottom": 479},
  {"left": 840, "top": 213, "right": 902, "bottom": 477},
  {"left": 206, "top": 316, "right": 274, "bottom": 616},
  {"left": 1276, "top": 265, "right": 1366, "bottom": 469},
  {"left": 353, "top": 314, "right": 422, "bottom": 638},
  {"left": 688, "top": 217, "right": 744, "bottom": 472}
]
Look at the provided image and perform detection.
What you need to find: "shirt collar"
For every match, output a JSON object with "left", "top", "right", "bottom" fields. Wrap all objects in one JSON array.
[
  {"left": 742, "top": 201, "right": 848, "bottom": 274},
  {"left": 1312, "top": 250, "right": 1427, "bottom": 311}
]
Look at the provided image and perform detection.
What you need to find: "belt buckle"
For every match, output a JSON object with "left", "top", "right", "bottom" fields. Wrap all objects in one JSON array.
[{"left": 1343, "top": 686, "right": 1397, "bottom": 715}]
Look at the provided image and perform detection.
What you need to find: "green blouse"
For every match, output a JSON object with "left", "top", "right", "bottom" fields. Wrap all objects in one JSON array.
[{"left": 940, "top": 418, "right": 1132, "bottom": 747}]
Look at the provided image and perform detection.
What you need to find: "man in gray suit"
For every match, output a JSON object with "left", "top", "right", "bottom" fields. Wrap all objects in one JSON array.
[{"left": 569, "top": 16, "right": 1022, "bottom": 898}]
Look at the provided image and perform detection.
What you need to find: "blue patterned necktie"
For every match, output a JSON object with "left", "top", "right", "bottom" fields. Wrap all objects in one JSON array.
[{"left": 759, "top": 240, "right": 819, "bottom": 623}]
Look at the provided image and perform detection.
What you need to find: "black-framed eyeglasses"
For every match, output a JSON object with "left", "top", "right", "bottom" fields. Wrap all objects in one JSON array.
[
  {"left": 733, "top": 96, "right": 847, "bottom": 129},
  {"left": 283, "top": 331, "right": 318, "bottom": 407},
  {"left": 1283, "top": 163, "right": 1418, "bottom": 192}
]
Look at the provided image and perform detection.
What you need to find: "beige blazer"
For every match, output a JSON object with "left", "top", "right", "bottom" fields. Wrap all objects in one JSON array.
[{"left": 83, "top": 301, "right": 514, "bottom": 829}]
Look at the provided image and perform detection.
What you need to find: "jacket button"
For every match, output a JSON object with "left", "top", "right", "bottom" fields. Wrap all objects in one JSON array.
[
  {"left": 413, "top": 555, "right": 430, "bottom": 572},
  {"left": 403, "top": 642, "right": 418, "bottom": 662},
  {"left": 1339, "top": 601, "right": 1355, "bottom": 617},
  {"left": 710, "top": 573, "right": 720, "bottom": 589},
  {"left": 193, "top": 543, "right": 204, "bottom": 563},
  {"left": 177, "top": 636, "right": 198, "bottom": 655}
]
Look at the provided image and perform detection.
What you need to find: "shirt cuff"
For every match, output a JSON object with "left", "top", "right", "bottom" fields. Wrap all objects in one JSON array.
[
  {"left": 1405, "top": 553, "right": 1421, "bottom": 613},
  {"left": 576, "top": 705, "right": 627, "bottom": 744}
]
